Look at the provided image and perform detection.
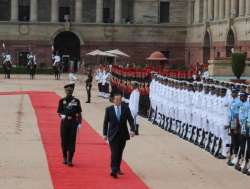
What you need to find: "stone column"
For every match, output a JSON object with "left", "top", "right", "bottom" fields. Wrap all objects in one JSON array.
[
  {"left": 219, "top": 0, "right": 225, "bottom": 19},
  {"left": 231, "top": 0, "right": 237, "bottom": 17},
  {"left": 188, "top": 0, "right": 193, "bottom": 24},
  {"left": 11, "top": 0, "right": 18, "bottom": 21},
  {"left": 96, "top": 0, "right": 103, "bottom": 23},
  {"left": 75, "top": 0, "right": 83, "bottom": 22},
  {"left": 203, "top": 0, "right": 208, "bottom": 21},
  {"left": 239, "top": 0, "right": 245, "bottom": 16},
  {"left": 225, "top": 0, "right": 231, "bottom": 18},
  {"left": 246, "top": 0, "right": 250, "bottom": 15},
  {"left": 51, "top": 0, "right": 59, "bottom": 22},
  {"left": 208, "top": 0, "right": 214, "bottom": 20},
  {"left": 214, "top": 0, "right": 219, "bottom": 20},
  {"left": 30, "top": 0, "right": 38, "bottom": 21},
  {"left": 115, "top": 0, "right": 122, "bottom": 23}
]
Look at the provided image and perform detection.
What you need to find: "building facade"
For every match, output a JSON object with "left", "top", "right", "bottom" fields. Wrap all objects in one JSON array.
[
  {"left": 1, "top": 0, "right": 250, "bottom": 72},
  {"left": 0, "top": 0, "right": 188, "bottom": 68},
  {"left": 186, "top": 0, "right": 250, "bottom": 74}
]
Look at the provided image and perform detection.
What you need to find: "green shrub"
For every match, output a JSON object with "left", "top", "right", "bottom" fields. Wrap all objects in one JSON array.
[
  {"left": 231, "top": 53, "right": 246, "bottom": 79},
  {"left": 0, "top": 66, "right": 54, "bottom": 74}
]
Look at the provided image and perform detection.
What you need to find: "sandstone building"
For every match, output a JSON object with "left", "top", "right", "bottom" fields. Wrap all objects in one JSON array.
[{"left": 0, "top": 0, "right": 249, "bottom": 74}]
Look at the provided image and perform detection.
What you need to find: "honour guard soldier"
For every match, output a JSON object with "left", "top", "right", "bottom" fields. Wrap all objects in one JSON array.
[
  {"left": 227, "top": 89, "right": 241, "bottom": 166},
  {"left": 85, "top": 70, "right": 93, "bottom": 103},
  {"left": 129, "top": 82, "right": 140, "bottom": 135},
  {"left": 57, "top": 83, "right": 82, "bottom": 166},
  {"left": 235, "top": 92, "right": 248, "bottom": 171},
  {"left": 52, "top": 51, "right": 61, "bottom": 66},
  {"left": 2, "top": 50, "right": 12, "bottom": 65}
]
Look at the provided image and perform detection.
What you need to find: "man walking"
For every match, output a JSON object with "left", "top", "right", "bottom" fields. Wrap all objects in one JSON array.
[
  {"left": 57, "top": 83, "right": 82, "bottom": 166},
  {"left": 103, "top": 93, "right": 136, "bottom": 178}
]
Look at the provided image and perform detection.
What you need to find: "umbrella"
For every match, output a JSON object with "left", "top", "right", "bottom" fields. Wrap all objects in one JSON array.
[
  {"left": 106, "top": 49, "right": 130, "bottom": 57},
  {"left": 146, "top": 51, "right": 168, "bottom": 61},
  {"left": 86, "top": 49, "right": 117, "bottom": 57}
]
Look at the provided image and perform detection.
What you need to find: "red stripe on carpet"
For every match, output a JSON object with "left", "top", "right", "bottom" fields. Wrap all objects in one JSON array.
[{"left": 1, "top": 91, "right": 149, "bottom": 189}]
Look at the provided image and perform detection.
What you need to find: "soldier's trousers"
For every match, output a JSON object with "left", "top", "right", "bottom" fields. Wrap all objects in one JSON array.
[
  {"left": 230, "top": 131, "right": 240, "bottom": 155},
  {"left": 60, "top": 123, "right": 78, "bottom": 161},
  {"left": 238, "top": 135, "right": 250, "bottom": 162}
]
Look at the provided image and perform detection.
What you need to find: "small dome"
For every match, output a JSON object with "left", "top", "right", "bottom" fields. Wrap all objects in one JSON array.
[{"left": 146, "top": 51, "right": 167, "bottom": 61}]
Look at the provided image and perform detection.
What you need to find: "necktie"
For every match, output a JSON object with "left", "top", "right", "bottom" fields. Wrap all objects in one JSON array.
[{"left": 117, "top": 106, "right": 121, "bottom": 121}]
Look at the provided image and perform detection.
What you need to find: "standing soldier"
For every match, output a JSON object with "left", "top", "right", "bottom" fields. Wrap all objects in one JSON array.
[
  {"left": 85, "top": 70, "right": 93, "bottom": 103},
  {"left": 227, "top": 88, "right": 241, "bottom": 166},
  {"left": 52, "top": 51, "right": 61, "bottom": 66},
  {"left": 235, "top": 92, "right": 248, "bottom": 171},
  {"left": 129, "top": 82, "right": 140, "bottom": 135},
  {"left": 95, "top": 65, "right": 103, "bottom": 97},
  {"left": 57, "top": 83, "right": 82, "bottom": 166}
]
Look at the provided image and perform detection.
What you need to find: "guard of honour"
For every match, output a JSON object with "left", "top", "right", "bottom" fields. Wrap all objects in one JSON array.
[{"left": 149, "top": 74, "right": 250, "bottom": 175}]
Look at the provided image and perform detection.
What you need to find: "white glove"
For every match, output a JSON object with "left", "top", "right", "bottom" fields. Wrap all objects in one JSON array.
[
  {"left": 60, "top": 114, "right": 66, "bottom": 120},
  {"left": 78, "top": 124, "right": 81, "bottom": 129}
]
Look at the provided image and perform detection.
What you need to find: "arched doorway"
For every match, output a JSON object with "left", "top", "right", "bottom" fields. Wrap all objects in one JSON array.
[
  {"left": 203, "top": 31, "right": 211, "bottom": 65},
  {"left": 226, "top": 29, "right": 235, "bottom": 57},
  {"left": 53, "top": 31, "right": 81, "bottom": 72}
]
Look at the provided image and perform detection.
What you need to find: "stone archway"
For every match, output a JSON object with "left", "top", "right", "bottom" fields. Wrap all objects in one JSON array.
[
  {"left": 53, "top": 31, "right": 81, "bottom": 72},
  {"left": 226, "top": 29, "right": 235, "bottom": 57},
  {"left": 203, "top": 31, "right": 211, "bottom": 65}
]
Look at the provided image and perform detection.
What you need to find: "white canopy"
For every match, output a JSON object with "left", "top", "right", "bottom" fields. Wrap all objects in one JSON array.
[
  {"left": 86, "top": 50, "right": 117, "bottom": 57},
  {"left": 106, "top": 49, "right": 130, "bottom": 57}
]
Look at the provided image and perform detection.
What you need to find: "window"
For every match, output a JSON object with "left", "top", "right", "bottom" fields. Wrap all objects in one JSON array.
[
  {"left": 0, "top": 0, "right": 10, "bottom": 21},
  {"left": 159, "top": 2, "right": 170, "bottom": 23},
  {"left": 59, "top": 6, "right": 70, "bottom": 22},
  {"left": 18, "top": 0, "right": 30, "bottom": 21}
]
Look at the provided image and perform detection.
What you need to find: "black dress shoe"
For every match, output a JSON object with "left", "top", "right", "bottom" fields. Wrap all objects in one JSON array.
[
  {"left": 118, "top": 170, "right": 124, "bottom": 175},
  {"left": 110, "top": 172, "right": 118, "bottom": 178},
  {"left": 63, "top": 158, "right": 68, "bottom": 165},
  {"left": 235, "top": 163, "right": 241, "bottom": 171},
  {"left": 68, "top": 162, "right": 74, "bottom": 167},
  {"left": 216, "top": 154, "right": 226, "bottom": 159},
  {"left": 85, "top": 101, "right": 90, "bottom": 103}
]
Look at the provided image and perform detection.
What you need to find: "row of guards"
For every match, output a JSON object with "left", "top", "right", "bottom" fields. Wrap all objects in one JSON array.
[
  {"left": 110, "top": 65, "right": 195, "bottom": 117},
  {"left": 111, "top": 65, "right": 195, "bottom": 82}
]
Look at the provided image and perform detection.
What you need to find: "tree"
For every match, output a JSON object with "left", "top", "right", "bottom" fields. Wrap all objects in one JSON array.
[{"left": 231, "top": 52, "right": 246, "bottom": 79}]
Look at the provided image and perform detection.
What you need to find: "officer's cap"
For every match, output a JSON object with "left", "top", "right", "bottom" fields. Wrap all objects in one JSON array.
[
  {"left": 231, "top": 88, "right": 239, "bottom": 93},
  {"left": 64, "top": 83, "right": 75, "bottom": 90},
  {"left": 240, "top": 92, "right": 248, "bottom": 97}
]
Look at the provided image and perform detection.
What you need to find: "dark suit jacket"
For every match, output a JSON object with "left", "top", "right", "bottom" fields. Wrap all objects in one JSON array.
[{"left": 103, "top": 103, "right": 135, "bottom": 142}]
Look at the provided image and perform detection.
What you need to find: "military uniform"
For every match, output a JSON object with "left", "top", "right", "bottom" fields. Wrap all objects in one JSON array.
[
  {"left": 57, "top": 83, "right": 82, "bottom": 166},
  {"left": 85, "top": 72, "right": 93, "bottom": 103}
]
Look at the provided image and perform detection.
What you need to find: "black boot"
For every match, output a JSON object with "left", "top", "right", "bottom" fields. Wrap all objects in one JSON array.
[
  {"left": 135, "top": 124, "right": 139, "bottom": 135},
  {"left": 68, "top": 152, "right": 74, "bottom": 167}
]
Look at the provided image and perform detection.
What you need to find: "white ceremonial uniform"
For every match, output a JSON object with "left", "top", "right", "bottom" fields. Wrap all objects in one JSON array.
[
  {"left": 129, "top": 88, "right": 140, "bottom": 125},
  {"left": 52, "top": 55, "right": 61, "bottom": 66},
  {"left": 27, "top": 54, "right": 37, "bottom": 65},
  {"left": 3, "top": 54, "right": 12, "bottom": 64},
  {"left": 69, "top": 72, "right": 77, "bottom": 83}
]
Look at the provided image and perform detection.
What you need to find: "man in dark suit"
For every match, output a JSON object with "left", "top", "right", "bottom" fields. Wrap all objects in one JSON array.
[{"left": 103, "top": 93, "right": 136, "bottom": 178}]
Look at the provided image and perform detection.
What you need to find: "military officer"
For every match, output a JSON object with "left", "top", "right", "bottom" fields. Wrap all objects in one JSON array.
[
  {"left": 57, "top": 83, "right": 82, "bottom": 166},
  {"left": 85, "top": 70, "right": 93, "bottom": 103}
]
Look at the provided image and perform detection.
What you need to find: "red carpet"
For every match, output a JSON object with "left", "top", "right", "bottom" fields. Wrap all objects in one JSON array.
[{"left": 0, "top": 91, "right": 149, "bottom": 189}]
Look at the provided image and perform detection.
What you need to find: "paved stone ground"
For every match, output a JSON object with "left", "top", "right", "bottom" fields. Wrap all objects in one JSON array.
[{"left": 0, "top": 74, "right": 250, "bottom": 189}]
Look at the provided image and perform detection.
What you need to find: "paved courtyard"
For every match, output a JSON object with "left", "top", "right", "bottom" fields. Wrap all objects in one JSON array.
[{"left": 0, "top": 74, "right": 250, "bottom": 189}]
